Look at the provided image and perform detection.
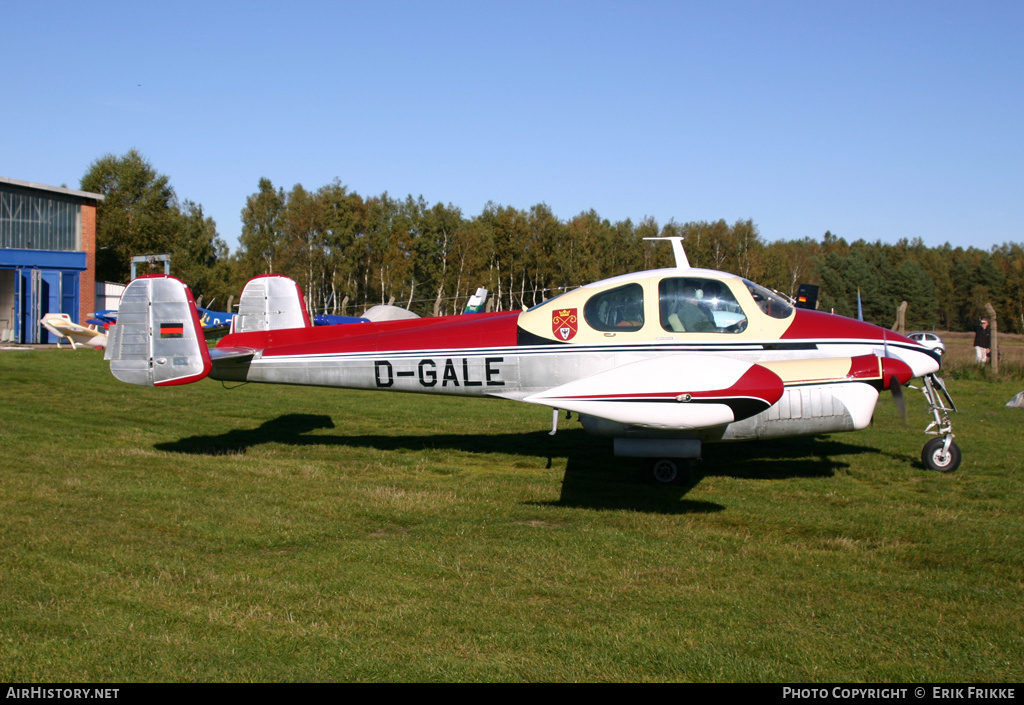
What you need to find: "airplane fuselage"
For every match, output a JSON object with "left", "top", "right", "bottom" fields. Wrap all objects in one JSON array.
[
  {"left": 104, "top": 251, "right": 960, "bottom": 473},
  {"left": 206, "top": 268, "right": 939, "bottom": 444}
]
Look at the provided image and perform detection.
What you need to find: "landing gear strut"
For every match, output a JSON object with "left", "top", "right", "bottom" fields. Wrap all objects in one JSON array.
[{"left": 913, "top": 373, "right": 961, "bottom": 472}]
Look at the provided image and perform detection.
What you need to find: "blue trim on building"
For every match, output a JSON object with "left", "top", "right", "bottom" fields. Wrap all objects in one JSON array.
[{"left": 0, "top": 248, "right": 87, "bottom": 270}]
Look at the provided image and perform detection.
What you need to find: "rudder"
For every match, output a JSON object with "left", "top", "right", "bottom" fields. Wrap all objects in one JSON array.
[
  {"left": 104, "top": 276, "right": 211, "bottom": 386},
  {"left": 231, "top": 275, "right": 312, "bottom": 333}
]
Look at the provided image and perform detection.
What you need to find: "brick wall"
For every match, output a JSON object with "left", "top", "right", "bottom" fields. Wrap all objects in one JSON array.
[{"left": 80, "top": 203, "right": 96, "bottom": 324}]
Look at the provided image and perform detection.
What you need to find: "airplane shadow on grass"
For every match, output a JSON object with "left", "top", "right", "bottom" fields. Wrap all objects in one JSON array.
[{"left": 154, "top": 413, "right": 897, "bottom": 515}]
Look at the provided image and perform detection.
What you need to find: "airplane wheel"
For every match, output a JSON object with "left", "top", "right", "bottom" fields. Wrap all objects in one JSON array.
[
  {"left": 645, "top": 458, "right": 687, "bottom": 485},
  {"left": 922, "top": 438, "right": 961, "bottom": 473}
]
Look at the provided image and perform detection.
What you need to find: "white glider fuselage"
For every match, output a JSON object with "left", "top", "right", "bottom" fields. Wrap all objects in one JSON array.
[{"left": 40, "top": 313, "right": 107, "bottom": 349}]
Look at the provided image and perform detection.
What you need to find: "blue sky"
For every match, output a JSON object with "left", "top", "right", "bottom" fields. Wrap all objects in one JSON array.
[{"left": 4, "top": 0, "right": 1021, "bottom": 253}]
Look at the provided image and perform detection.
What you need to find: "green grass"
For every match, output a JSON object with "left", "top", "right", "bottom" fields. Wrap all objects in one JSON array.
[{"left": 1, "top": 348, "right": 1022, "bottom": 682}]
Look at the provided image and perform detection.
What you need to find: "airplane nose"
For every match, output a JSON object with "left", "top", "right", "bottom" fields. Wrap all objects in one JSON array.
[
  {"left": 880, "top": 356, "right": 914, "bottom": 388},
  {"left": 783, "top": 308, "right": 944, "bottom": 379},
  {"left": 889, "top": 344, "right": 941, "bottom": 378}
]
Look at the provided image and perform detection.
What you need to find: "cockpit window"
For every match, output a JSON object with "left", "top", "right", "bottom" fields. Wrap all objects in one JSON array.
[
  {"left": 743, "top": 279, "right": 794, "bottom": 319},
  {"left": 584, "top": 283, "right": 644, "bottom": 332},
  {"left": 660, "top": 278, "right": 748, "bottom": 333}
]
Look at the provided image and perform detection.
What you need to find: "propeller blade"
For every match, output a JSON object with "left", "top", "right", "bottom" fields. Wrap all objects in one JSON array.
[{"left": 890, "top": 375, "right": 907, "bottom": 423}]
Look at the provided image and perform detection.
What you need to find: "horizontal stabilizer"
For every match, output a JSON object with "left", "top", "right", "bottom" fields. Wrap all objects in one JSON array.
[
  {"left": 104, "top": 276, "right": 211, "bottom": 386},
  {"left": 232, "top": 275, "right": 312, "bottom": 333},
  {"left": 209, "top": 346, "right": 258, "bottom": 362}
]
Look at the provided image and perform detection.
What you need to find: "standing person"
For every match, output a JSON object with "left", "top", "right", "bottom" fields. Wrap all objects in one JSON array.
[{"left": 974, "top": 318, "right": 991, "bottom": 364}]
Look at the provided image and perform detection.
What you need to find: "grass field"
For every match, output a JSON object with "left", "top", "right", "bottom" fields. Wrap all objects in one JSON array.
[{"left": 1, "top": 347, "right": 1022, "bottom": 682}]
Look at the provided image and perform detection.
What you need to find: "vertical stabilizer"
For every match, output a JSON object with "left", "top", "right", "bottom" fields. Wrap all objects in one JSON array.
[
  {"left": 104, "top": 276, "right": 211, "bottom": 386},
  {"left": 232, "top": 275, "right": 312, "bottom": 333}
]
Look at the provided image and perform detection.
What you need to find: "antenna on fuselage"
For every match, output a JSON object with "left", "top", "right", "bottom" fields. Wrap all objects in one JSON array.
[{"left": 643, "top": 236, "right": 690, "bottom": 269}]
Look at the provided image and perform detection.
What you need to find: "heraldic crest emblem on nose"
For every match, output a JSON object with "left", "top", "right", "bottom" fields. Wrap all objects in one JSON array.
[{"left": 552, "top": 308, "right": 578, "bottom": 341}]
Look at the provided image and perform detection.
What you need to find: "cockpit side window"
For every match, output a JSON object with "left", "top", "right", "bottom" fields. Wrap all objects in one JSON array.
[
  {"left": 743, "top": 279, "right": 794, "bottom": 319},
  {"left": 660, "top": 278, "right": 748, "bottom": 333},
  {"left": 583, "top": 283, "right": 645, "bottom": 332}
]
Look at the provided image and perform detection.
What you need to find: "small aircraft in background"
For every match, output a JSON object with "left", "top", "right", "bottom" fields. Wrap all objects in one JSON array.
[
  {"left": 88, "top": 310, "right": 118, "bottom": 329},
  {"left": 40, "top": 313, "right": 107, "bottom": 349},
  {"left": 104, "top": 238, "right": 960, "bottom": 480},
  {"left": 196, "top": 306, "right": 236, "bottom": 330}
]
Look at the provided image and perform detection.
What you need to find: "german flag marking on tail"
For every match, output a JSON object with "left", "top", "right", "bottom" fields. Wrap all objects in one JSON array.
[{"left": 160, "top": 323, "right": 185, "bottom": 338}]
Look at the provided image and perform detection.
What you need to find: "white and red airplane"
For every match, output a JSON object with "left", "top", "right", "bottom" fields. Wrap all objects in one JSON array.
[{"left": 104, "top": 238, "right": 960, "bottom": 481}]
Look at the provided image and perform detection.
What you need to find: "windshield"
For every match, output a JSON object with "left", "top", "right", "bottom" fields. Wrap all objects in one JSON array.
[
  {"left": 660, "top": 277, "right": 748, "bottom": 333},
  {"left": 743, "top": 280, "right": 794, "bottom": 320}
]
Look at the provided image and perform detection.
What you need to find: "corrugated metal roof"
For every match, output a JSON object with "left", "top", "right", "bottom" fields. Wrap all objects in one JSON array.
[{"left": 0, "top": 176, "right": 105, "bottom": 202}]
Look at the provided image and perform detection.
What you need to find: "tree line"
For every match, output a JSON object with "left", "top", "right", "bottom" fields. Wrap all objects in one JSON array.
[{"left": 83, "top": 151, "right": 1024, "bottom": 333}]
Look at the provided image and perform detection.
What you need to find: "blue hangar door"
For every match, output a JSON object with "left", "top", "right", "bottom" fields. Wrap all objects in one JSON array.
[
  {"left": 0, "top": 270, "right": 15, "bottom": 343},
  {"left": 18, "top": 269, "right": 75, "bottom": 344}
]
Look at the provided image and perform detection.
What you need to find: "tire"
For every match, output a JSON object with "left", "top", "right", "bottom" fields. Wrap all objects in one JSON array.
[
  {"left": 645, "top": 458, "right": 687, "bottom": 485},
  {"left": 922, "top": 438, "right": 961, "bottom": 473}
]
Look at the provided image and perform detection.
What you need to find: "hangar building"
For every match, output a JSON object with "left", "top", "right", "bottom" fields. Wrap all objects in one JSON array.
[{"left": 0, "top": 177, "right": 103, "bottom": 344}]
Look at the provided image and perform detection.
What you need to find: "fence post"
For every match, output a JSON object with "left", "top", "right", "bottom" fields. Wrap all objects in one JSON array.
[
  {"left": 892, "top": 301, "right": 908, "bottom": 334},
  {"left": 985, "top": 303, "right": 999, "bottom": 375}
]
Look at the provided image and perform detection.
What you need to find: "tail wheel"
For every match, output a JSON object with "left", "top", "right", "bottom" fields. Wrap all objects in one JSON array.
[
  {"left": 644, "top": 458, "right": 688, "bottom": 485},
  {"left": 922, "top": 438, "right": 961, "bottom": 473}
]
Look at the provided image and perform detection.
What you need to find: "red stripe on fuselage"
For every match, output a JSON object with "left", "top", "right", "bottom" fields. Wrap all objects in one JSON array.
[
  {"left": 216, "top": 310, "right": 522, "bottom": 356},
  {"left": 782, "top": 308, "right": 916, "bottom": 344}
]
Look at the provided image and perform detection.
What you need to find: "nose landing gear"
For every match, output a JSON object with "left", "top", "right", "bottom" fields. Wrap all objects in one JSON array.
[
  {"left": 913, "top": 373, "right": 961, "bottom": 473},
  {"left": 922, "top": 436, "right": 960, "bottom": 473}
]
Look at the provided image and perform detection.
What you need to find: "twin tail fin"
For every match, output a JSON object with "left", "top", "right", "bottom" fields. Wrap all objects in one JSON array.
[{"left": 105, "top": 275, "right": 311, "bottom": 387}]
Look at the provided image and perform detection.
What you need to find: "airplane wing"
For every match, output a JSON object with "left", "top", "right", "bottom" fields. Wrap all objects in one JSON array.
[
  {"left": 522, "top": 353, "right": 913, "bottom": 432},
  {"left": 523, "top": 355, "right": 785, "bottom": 429}
]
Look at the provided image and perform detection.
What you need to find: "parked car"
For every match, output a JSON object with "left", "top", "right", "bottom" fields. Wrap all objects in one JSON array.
[{"left": 907, "top": 331, "right": 946, "bottom": 355}]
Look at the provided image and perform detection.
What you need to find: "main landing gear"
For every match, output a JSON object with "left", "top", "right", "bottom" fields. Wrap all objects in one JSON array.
[
  {"left": 912, "top": 373, "right": 961, "bottom": 473},
  {"left": 611, "top": 439, "right": 702, "bottom": 486},
  {"left": 642, "top": 457, "right": 692, "bottom": 486}
]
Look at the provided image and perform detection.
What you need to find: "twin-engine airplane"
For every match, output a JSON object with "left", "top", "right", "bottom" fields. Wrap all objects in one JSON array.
[{"left": 105, "top": 238, "right": 960, "bottom": 482}]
